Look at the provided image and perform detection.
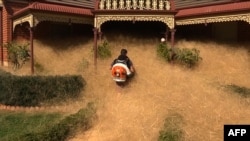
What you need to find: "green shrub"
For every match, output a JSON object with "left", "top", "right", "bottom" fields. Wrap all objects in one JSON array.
[
  {"left": 156, "top": 43, "right": 202, "bottom": 67},
  {"left": 4, "top": 42, "right": 30, "bottom": 70},
  {"left": 158, "top": 113, "right": 183, "bottom": 141},
  {"left": 156, "top": 43, "right": 172, "bottom": 62},
  {"left": 1, "top": 103, "right": 96, "bottom": 141},
  {"left": 0, "top": 72, "right": 86, "bottom": 106},
  {"left": 77, "top": 58, "right": 89, "bottom": 72},
  {"left": 175, "top": 48, "right": 202, "bottom": 68},
  {"left": 97, "top": 40, "right": 111, "bottom": 59},
  {"left": 225, "top": 84, "right": 250, "bottom": 97},
  {"left": 19, "top": 102, "right": 96, "bottom": 141},
  {"left": 0, "top": 68, "right": 11, "bottom": 76},
  {"left": 34, "top": 62, "right": 45, "bottom": 73}
]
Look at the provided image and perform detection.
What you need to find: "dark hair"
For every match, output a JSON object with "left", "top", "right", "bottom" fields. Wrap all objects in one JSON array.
[{"left": 120, "top": 49, "right": 127, "bottom": 55}]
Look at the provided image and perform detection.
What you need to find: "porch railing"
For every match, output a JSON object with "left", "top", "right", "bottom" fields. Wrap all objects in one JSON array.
[{"left": 98, "top": 0, "right": 171, "bottom": 10}]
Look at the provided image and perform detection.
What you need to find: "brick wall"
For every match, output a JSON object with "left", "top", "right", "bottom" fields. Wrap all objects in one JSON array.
[
  {"left": 2, "top": 5, "right": 11, "bottom": 66},
  {"left": 2, "top": 1, "right": 28, "bottom": 66},
  {"left": 0, "top": 9, "right": 3, "bottom": 66}
]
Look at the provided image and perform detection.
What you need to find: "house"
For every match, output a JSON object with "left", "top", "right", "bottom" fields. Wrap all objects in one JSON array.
[{"left": 1, "top": 0, "right": 249, "bottom": 73}]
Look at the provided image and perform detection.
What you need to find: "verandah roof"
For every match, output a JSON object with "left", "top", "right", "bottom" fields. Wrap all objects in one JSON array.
[
  {"left": 175, "top": 1, "right": 250, "bottom": 25},
  {"left": 12, "top": 2, "right": 94, "bottom": 29},
  {"left": 13, "top": 2, "right": 93, "bottom": 17},
  {"left": 176, "top": 1, "right": 250, "bottom": 18}
]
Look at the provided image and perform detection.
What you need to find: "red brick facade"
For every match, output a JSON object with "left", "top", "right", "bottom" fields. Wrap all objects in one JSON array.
[
  {"left": 1, "top": 1, "right": 28, "bottom": 66},
  {"left": 2, "top": 5, "right": 11, "bottom": 65}
]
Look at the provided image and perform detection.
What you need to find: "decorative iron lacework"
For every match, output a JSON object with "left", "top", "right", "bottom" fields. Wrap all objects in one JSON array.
[
  {"left": 176, "top": 13, "right": 250, "bottom": 25},
  {"left": 99, "top": 0, "right": 171, "bottom": 10},
  {"left": 95, "top": 14, "right": 175, "bottom": 30},
  {"left": 95, "top": 0, "right": 173, "bottom": 30},
  {"left": 13, "top": 14, "right": 34, "bottom": 29}
]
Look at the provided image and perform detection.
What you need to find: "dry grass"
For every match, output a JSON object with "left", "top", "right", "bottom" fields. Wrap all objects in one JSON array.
[{"left": 2, "top": 37, "right": 250, "bottom": 141}]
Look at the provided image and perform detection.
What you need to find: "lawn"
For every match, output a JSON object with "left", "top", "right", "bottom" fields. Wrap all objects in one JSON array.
[{"left": 0, "top": 111, "right": 63, "bottom": 140}]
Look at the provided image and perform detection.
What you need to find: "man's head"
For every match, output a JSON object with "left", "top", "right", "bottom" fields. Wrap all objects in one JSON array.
[{"left": 120, "top": 49, "right": 127, "bottom": 55}]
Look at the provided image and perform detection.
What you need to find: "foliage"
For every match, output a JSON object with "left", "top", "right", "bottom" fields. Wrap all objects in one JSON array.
[
  {"left": 0, "top": 112, "right": 62, "bottom": 141},
  {"left": 19, "top": 102, "right": 96, "bottom": 141},
  {"left": 4, "top": 42, "right": 30, "bottom": 70},
  {"left": 156, "top": 43, "right": 202, "bottom": 68},
  {"left": 0, "top": 103, "right": 96, "bottom": 141},
  {"left": 0, "top": 68, "right": 11, "bottom": 76},
  {"left": 0, "top": 70, "right": 86, "bottom": 106},
  {"left": 97, "top": 40, "right": 111, "bottom": 59},
  {"left": 175, "top": 48, "right": 202, "bottom": 68},
  {"left": 225, "top": 84, "right": 250, "bottom": 97},
  {"left": 156, "top": 43, "right": 172, "bottom": 62},
  {"left": 158, "top": 113, "right": 183, "bottom": 141},
  {"left": 34, "top": 62, "right": 45, "bottom": 73},
  {"left": 77, "top": 58, "right": 89, "bottom": 72}
]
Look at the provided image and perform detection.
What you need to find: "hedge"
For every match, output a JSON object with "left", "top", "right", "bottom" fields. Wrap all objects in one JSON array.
[{"left": 0, "top": 70, "right": 86, "bottom": 106}]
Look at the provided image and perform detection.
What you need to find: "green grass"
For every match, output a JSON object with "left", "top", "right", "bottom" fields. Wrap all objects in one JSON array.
[
  {"left": 0, "top": 111, "right": 63, "bottom": 141},
  {"left": 158, "top": 113, "right": 184, "bottom": 141},
  {"left": 225, "top": 84, "right": 250, "bottom": 97},
  {"left": 0, "top": 102, "right": 96, "bottom": 141}
]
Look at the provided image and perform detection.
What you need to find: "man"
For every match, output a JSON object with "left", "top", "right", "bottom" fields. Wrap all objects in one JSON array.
[{"left": 110, "top": 49, "right": 135, "bottom": 74}]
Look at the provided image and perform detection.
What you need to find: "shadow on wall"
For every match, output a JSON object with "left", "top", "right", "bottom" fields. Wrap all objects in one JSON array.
[
  {"left": 33, "top": 21, "right": 94, "bottom": 50},
  {"left": 176, "top": 21, "right": 250, "bottom": 45},
  {"left": 101, "top": 21, "right": 167, "bottom": 41},
  {"left": 175, "top": 21, "right": 250, "bottom": 53},
  {"left": 13, "top": 22, "right": 30, "bottom": 42}
]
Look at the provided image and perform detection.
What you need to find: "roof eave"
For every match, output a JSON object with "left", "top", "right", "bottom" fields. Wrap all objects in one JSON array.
[
  {"left": 12, "top": 2, "right": 94, "bottom": 19},
  {"left": 176, "top": 8, "right": 250, "bottom": 19},
  {"left": 12, "top": 9, "right": 94, "bottom": 20}
]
